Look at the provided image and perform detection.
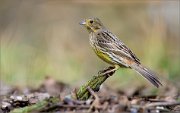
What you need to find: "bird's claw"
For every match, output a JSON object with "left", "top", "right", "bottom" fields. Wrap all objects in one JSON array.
[{"left": 98, "top": 66, "right": 116, "bottom": 76}]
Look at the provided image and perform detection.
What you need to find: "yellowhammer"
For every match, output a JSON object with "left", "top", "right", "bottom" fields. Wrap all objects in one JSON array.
[{"left": 80, "top": 17, "right": 162, "bottom": 88}]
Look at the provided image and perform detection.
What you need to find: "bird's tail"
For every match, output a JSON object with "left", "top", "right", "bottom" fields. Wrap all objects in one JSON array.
[{"left": 131, "top": 64, "right": 162, "bottom": 88}]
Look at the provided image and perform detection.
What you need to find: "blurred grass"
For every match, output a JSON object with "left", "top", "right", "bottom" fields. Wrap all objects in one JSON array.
[{"left": 0, "top": 0, "right": 180, "bottom": 89}]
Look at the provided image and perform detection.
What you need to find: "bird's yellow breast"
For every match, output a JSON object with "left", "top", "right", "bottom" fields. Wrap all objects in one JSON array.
[
  {"left": 93, "top": 48, "right": 115, "bottom": 65},
  {"left": 89, "top": 32, "right": 116, "bottom": 65}
]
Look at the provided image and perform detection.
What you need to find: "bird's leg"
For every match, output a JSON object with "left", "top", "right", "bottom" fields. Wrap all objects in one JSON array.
[
  {"left": 98, "top": 66, "right": 113, "bottom": 75},
  {"left": 98, "top": 65, "right": 119, "bottom": 76}
]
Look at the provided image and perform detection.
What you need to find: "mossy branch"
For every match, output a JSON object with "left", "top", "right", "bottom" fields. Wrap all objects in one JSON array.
[
  {"left": 10, "top": 97, "right": 60, "bottom": 113},
  {"left": 76, "top": 66, "right": 116, "bottom": 100}
]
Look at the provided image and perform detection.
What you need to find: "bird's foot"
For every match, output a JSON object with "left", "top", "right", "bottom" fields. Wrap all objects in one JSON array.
[{"left": 98, "top": 66, "right": 116, "bottom": 76}]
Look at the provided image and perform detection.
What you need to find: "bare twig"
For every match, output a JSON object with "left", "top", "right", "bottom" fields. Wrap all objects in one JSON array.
[
  {"left": 87, "top": 86, "right": 101, "bottom": 112},
  {"left": 41, "top": 103, "right": 90, "bottom": 112},
  {"left": 87, "top": 86, "right": 99, "bottom": 99},
  {"left": 144, "top": 102, "right": 180, "bottom": 108}
]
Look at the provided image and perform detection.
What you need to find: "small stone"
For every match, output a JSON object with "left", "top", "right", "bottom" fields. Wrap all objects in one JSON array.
[{"left": 2, "top": 102, "right": 11, "bottom": 108}]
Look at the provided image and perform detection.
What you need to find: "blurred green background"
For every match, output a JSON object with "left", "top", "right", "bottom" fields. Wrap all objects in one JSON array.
[{"left": 0, "top": 0, "right": 179, "bottom": 90}]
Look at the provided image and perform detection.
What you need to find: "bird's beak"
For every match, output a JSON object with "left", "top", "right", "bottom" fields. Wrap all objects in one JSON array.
[{"left": 79, "top": 20, "right": 86, "bottom": 25}]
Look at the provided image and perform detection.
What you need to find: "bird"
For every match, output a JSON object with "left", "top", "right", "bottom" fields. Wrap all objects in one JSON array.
[{"left": 79, "top": 17, "right": 162, "bottom": 88}]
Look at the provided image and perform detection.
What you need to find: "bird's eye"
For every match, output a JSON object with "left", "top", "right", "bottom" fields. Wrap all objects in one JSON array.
[{"left": 89, "top": 20, "right": 93, "bottom": 24}]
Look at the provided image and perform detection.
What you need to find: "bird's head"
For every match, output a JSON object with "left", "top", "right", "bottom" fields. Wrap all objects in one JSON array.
[{"left": 80, "top": 17, "right": 105, "bottom": 33}]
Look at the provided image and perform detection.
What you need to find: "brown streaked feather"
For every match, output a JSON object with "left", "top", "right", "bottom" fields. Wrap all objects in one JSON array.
[
  {"left": 95, "top": 30, "right": 140, "bottom": 65},
  {"left": 131, "top": 64, "right": 162, "bottom": 87}
]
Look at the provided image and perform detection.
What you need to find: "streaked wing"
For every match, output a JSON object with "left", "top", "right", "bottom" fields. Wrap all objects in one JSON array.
[{"left": 96, "top": 30, "right": 140, "bottom": 64}]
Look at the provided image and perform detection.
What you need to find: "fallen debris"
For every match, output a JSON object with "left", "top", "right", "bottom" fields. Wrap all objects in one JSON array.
[{"left": 0, "top": 76, "right": 179, "bottom": 113}]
